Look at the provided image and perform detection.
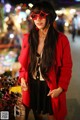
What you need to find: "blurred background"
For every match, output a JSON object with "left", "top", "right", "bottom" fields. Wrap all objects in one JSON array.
[{"left": 0, "top": 0, "right": 80, "bottom": 120}]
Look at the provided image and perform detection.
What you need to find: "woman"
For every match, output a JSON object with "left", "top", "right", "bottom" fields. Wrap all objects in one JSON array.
[{"left": 18, "top": 1, "right": 72, "bottom": 120}]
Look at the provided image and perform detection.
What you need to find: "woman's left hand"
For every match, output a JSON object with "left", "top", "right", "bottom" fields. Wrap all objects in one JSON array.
[{"left": 47, "top": 87, "right": 63, "bottom": 98}]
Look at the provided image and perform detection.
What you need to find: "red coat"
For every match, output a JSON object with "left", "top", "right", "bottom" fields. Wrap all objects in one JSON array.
[{"left": 18, "top": 32, "right": 72, "bottom": 120}]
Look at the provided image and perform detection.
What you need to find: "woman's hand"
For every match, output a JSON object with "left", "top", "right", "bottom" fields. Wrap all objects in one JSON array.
[
  {"left": 47, "top": 87, "right": 63, "bottom": 98},
  {"left": 21, "top": 78, "right": 28, "bottom": 91}
]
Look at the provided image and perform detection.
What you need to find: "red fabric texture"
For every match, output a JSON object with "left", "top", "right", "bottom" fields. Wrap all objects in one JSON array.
[{"left": 22, "top": 90, "right": 30, "bottom": 107}]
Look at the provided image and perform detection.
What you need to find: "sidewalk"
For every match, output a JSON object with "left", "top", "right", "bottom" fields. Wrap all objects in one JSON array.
[{"left": 65, "top": 32, "right": 80, "bottom": 120}]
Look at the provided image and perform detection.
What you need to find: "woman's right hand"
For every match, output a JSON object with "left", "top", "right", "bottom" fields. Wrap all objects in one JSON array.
[{"left": 21, "top": 78, "right": 28, "bottom": 91}]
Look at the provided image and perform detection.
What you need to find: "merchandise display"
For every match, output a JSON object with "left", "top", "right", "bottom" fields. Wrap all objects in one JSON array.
[
  {"left": 0, "top": 35, "right": 21, "bottom": 119},
  {"left": 0, "top": 75, "right": 22, "bottom": 119},
  {"left": 0, "top": 49, "right": 21, "bottom": 76}
]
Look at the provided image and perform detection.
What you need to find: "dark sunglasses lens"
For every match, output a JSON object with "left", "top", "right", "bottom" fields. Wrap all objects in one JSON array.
[
  {"left": 31, "top": 14, "right": 36, "bottom": 19},
  {"left": 40, "top": 12, "right": 45, "bottom": 17}
]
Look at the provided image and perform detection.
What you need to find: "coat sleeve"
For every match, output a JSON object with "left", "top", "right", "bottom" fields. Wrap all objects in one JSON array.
[
  {"left": 18, "top": 66, "right": 28, "bottom": 83},
  {"left": 18, "top": 34, "right": 29, "bottom": 83},
  {"left": 57, "top": 34, "right": 73, "bottom": 91}
]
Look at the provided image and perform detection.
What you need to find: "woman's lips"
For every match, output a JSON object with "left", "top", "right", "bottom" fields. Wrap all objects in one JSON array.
[{"left": 37, "top": 23, "right": 43, "bottom": 26}]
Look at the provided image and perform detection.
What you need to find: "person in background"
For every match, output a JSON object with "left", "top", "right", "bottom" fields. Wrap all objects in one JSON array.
[
  {"left": 18, "top": 1, "right": 72, "bottom": 120},
  {"left": 56, "top": 14, "right": 65, "bottom": 33},
  {"left": 6, "top": 16, "right": 14, "bottom": 32},
  {"left": 71, "top": 14, "right": 78, "bottom": 42}
]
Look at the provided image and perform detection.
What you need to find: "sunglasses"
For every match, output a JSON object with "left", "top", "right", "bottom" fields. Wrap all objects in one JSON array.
[{"left": 30, "top": 11, "right": 49, "bottom": 20}]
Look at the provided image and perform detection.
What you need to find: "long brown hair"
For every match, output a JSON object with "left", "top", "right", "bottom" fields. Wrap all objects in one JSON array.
[{"left": 28, "top": 1, "right": 59, "bottom": 80}]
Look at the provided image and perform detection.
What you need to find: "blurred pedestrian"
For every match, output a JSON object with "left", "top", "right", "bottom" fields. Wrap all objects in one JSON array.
[
  {"left": 56, "top": 14, "right": 65, "bottom": 33},
  {"left": 6, "top": 16, "right": 14, "bottom": 32},
  {"left": 18, "top": 1, "right": 72, "bottom": 120},
  {"left": 71, "top": 14, "right": 78, "bottom": 41}
]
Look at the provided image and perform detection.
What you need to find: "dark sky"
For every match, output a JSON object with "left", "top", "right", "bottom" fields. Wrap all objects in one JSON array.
[
  {"left": 6, "top": 0, "right": 57, "bottom": 9},
  {"left": 7, "top": 0, "right": 55, "bottom": 5},
  {"left": 5, "top": 0, "right": 80, "bottom": 8}
]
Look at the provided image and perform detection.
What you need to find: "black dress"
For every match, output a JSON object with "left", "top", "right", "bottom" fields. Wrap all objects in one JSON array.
[{"left": 29, "top": 53, "right": 53, "bottom": 115}]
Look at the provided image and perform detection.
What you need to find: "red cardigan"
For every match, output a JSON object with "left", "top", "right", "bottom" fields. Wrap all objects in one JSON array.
[{"left": 18, "top": 32, "right": 72, "bottom": 120}]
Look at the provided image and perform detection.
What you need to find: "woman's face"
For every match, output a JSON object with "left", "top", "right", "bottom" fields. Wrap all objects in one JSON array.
[
  {"left": 34, "top": 18, "right": 46, "bottom": 29},
  {"left": 30, "top": 11, "right": 48, "bottom": 29}
]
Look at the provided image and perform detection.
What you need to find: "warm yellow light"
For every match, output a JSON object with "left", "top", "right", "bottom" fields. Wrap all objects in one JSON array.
[
  {"left": 70, "top": 9, "right": 76, "bottom": 14},
  {"left": 65, "top": 22, "right": 69, "bottom": 27},
  {"left": 28, "top": 3, "right": 33, "bottom": 8},
  {"left": 26, "top": 9, "right": 31, "bottom": 15}
]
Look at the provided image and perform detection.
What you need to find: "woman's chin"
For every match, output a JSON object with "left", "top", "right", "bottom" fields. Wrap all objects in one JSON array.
[{"left": 36, "top": 25, "right": 45, "bottom": 30}]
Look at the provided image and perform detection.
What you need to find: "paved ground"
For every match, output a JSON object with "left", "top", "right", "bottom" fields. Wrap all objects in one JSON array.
[{"left": 65, "top": 32, "right": 80, "bottom": 120}]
